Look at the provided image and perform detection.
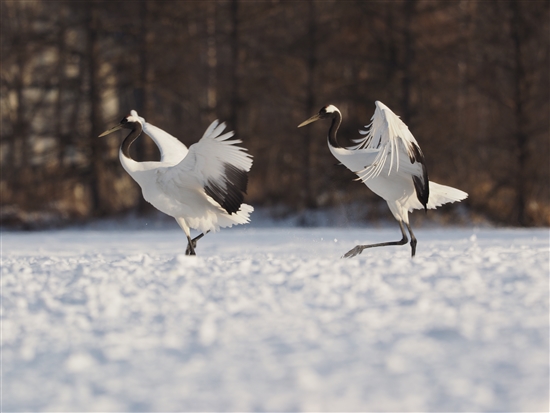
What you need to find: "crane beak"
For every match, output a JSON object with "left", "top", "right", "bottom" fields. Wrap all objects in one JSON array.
[
  {"left": 298, "top": 114, "right": 321, "bottom": 128},
  {"left": 98, "top": 124, "right": 123, "bottom": 137}
]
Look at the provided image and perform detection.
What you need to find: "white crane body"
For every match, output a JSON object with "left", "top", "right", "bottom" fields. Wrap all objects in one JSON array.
[
  {"left": 299, "top": 101, "right": 468, "bottom": 257},
  {"left": 329, "top": 141, "right": 466, "bottom": 224},
  {"left": 100, "top": 110, "right": 253, "bottom": 255}
]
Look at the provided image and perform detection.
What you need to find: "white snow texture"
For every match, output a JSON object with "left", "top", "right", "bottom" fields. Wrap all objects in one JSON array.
[{"left": 2, "top": 226, "right": 549, "bottom": 411}]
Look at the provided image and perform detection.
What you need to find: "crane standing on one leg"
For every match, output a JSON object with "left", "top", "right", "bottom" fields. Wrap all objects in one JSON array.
[{"left": 299, "top": 101, "right": 468, "bottom": 258}]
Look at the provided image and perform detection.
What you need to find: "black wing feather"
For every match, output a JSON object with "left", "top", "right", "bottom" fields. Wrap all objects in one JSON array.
[
  {"left": 204, "top": 163, "right": 249, "bottom": 214},
  {"left": 409, "top": 142, "right": 429, "bottom": 211}
]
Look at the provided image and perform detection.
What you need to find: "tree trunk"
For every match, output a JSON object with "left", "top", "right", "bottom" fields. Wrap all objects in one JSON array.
[
  {"left": 510, "top": 0, "right": 529, "bottom": 226},
  {"left": 206, "top": 2, "right": 217, "bottom": 120},
  {"left": 302, "top": 0, "right": 317, "bottom": 215},
  {"left": 401, "top": 0, "right": 416, "bottom": 125},
  {"left": 230, "top": 0, "right": 240, "bottom": 130},
  {"left": 87, "top": 3, "right": 105, "bottom": 216},
  {"left": 135, "top": 0, "right": 156, "bottom": 214}
]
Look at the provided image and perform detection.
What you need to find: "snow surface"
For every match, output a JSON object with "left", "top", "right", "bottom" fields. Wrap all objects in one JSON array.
[{"left": 2, "top": 226, "right": 549, "bottom": 411}]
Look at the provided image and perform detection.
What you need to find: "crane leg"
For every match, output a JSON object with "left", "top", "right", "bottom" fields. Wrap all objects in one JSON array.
[
  {"left": 405, "top": 222, "right": 417, "bottom": 257},
  {"left": 185, "top": 235, "right": 197, "bottom": 256},
  {"left": 185, "top": 231, "right": 210, "bottom": 255},
  {"left": 342, "top": 221, "right": 409, "bottom": 258}
]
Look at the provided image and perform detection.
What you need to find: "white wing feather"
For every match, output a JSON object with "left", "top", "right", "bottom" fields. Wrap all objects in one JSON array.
[
  {"left": 352, "top": 101, "right": 422, "bottom": 182},
  {"left": 158, "top": 120, "right": 252, "bottom": 211},
  {"left": 179, "top": 120, "right": 253, "bottom": 180}
]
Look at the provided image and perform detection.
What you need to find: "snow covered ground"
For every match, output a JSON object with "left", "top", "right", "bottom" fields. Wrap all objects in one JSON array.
[{"left": 2, "top": 225, "right": 549, "bottom": 411}]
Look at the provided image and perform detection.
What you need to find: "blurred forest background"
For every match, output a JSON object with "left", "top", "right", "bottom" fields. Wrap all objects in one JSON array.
[{"left": 1, "top": 0, "right": 549, "bottom": 228}]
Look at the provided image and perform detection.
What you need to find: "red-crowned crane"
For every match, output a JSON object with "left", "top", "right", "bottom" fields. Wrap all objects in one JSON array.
[
  {"left": 299, "top": 102, "right": 467, "bottom": 258},
  {"left": 100, "top": 111, "right": 253, "bottom": 255}
]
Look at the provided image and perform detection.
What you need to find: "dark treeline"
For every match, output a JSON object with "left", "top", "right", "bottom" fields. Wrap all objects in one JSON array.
[{"left": 1, "top": 1, "right": 549, "bottom": 227}]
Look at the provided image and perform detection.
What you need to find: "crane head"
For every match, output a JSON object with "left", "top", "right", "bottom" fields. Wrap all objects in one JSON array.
[
  {"left": 98, "top": 110, "right": 143, "bottom": 137},
  {"left": 298, "top": 105, "right": 341, "bottom": 127}
]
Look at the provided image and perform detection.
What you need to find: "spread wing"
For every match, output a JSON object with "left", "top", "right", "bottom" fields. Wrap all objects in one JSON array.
[
  {"left": 352, "top": 101, "right": 429, "bottom": 208},
  {"left": 159, "top": 120, "right": 253, "bottom": 214},
  {"left": 132, "top": 110, "right": 188, "bottom": 165}
]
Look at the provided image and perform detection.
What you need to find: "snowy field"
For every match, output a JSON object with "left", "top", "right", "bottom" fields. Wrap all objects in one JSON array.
[{"left": 2, "top": 225, "right": 549, "bottom": 412}]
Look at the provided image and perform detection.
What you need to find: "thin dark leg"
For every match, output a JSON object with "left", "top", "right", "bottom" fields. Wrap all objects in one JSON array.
[
  {"left": 185, "top": 231, "right": 210, "bottom": 256},
  {"left": 185, "top": 235, "right": 197, "bottom": 256},
  {"left": 342, "top": 221, "right": 408, "bottom": 258},
  {"left": 405, "top": 222, "right": 417, "bottom": 257}
]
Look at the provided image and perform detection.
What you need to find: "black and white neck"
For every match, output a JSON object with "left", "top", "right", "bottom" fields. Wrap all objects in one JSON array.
[
  {"left": 120, "top": 120, "right": 143, "bottom": 160},
  {"left": 324, "top": 105, "right": 343, "bottom": 149}
]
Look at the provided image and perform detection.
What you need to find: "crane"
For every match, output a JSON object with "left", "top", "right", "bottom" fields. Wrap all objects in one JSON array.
[
  {"left": 298, "top": 101, "right": 468, "bottom": 258},
  {"left": 99, "top": 110, "right": 253, "bottom": 255}
]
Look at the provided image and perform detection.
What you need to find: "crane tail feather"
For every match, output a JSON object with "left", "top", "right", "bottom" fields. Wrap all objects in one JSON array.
[{"left": 426, "top": 182, "right": 468, "bottom": 210}]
